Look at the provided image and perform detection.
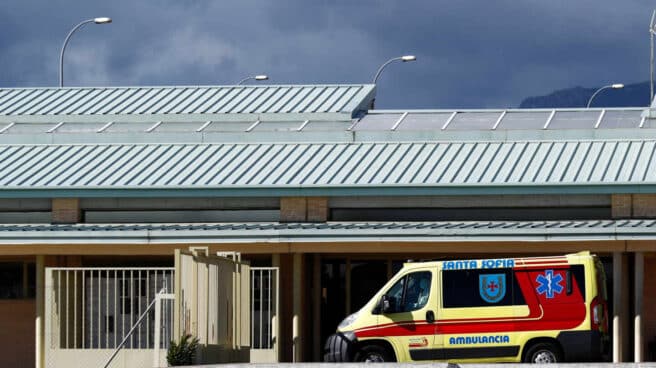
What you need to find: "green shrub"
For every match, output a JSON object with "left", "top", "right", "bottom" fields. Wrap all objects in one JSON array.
[{"left": 167, "top": 334, "right": 199, "bottom": 366}]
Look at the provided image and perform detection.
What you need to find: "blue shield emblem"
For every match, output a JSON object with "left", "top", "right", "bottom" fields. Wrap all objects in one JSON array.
[{"left": 479, "top": 274, "right": 506, "bottom": 303}]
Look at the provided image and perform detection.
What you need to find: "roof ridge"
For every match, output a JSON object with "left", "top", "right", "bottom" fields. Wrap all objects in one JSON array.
[{"left": 0, "top": 83, "right": 375, "bottom": 91}]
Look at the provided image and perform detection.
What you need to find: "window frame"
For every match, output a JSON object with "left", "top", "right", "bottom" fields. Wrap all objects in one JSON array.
[
  {"left": 441, "top": 267, "right": 525, "bottom": 309},
  {"left": 380, "top": 270, "right": 432, "bottom": 314}
]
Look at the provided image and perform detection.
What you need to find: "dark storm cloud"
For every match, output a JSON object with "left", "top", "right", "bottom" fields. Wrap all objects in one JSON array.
[{"left": 0, "top": 0, "right": 653, "bottom": 108}]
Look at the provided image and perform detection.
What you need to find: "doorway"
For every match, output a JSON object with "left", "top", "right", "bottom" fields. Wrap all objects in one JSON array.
[{"left": 319, "top": 258, "right": 390, "bottom": 351}]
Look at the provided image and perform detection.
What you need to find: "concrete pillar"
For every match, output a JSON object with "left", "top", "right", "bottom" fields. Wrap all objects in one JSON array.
[
  {"left": 51, "top": 198, "right": 81, "bottom": 224},
  {"left": 345, "top": 257, "right": 351, "bottom": 316},
  {"left": 312, "top": 254, "right": 321, "bottom": 361},
  {"left": 635, "top": 252, "right": 644, "bottom": 362},
  {"left": 271, "top": 254, "right": 282, "bottom": 362},
  {"left": 174, "top": 249, "right": 181, "bottom": 340},
  {"left": 645, "top": 253, "right": 656, "bottom": 361},
  {"left": 613, "top": 252, "right": 623, "bottom": 362},
  {"left": 277, "top": 254, "right": 293, "bottom": 362},
  {"left": 36, "top": 256, "right": 61, "bottom": 368},
  {"left": 292, "top": 253, "right": 303, "bottom": 362},
  {"left": 35, "top": 255, "right": 44, "bottom": 368},
  {"left": 622, "top": 254, "right": 630, "bottom": 360}
]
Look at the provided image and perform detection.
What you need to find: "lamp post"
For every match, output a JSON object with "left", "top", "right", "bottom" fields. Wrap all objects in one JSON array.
[
  {"left": 372, "top": 55, "right": 416, "bottom": 84},
  {"left": 650, "top": 10, "right": 656, "bottom": 102},
  {"left": 59, "top": 17, "right": 112, "bottom": 87},
  {"left": 237, "top": 75, "right": 269, "bottom": 85},
  {"left": 587, "top": 84, "right": 624, "bottom": 108},
  {"left": 370, "top": 55, "right": 416, "bottom": 109}
]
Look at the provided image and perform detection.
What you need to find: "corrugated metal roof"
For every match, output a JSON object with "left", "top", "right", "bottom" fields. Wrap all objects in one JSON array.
[
  {"left": 356, "top": 108, "right": 647, "bottom": 131},
  {"left": 0, "top": 107, "right": 653, "bottom": 148},
  {"left": 0, "top": 220, "right": 654, "bottom": 244},
  {"left": 0, "top": 85, "right": 374, "bottom": 118},
  {"left": 0, "top": 140, "right": 655, "bottom": 196}
]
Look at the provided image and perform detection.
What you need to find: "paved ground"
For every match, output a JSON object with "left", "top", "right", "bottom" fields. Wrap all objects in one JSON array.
[{"left": 179, "top": 363, "right": 656, "bottom": 368}]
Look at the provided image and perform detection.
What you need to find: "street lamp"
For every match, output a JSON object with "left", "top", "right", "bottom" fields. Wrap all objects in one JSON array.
[
  {"left": 59, "top": 17, "right": 112, "bottom": 87},
  {"left": 372, "top": 55, "right": 416, "bottom": 84},
  {"left": 370, "top": 55, "right": 416, "bottom": 109},
  {"left": 237, "top": 75, "right": 269, "bottom": 85},
  {"left": 586, "top": 84, "right": 624, "bottom": 108},
  {"left": 650, "top": 9, "right": 656, "bottom": 101}
]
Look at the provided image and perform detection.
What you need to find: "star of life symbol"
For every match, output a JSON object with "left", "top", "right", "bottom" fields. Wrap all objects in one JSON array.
[{"left": 536, "top": 270, "right": 564, "bottom": 299}]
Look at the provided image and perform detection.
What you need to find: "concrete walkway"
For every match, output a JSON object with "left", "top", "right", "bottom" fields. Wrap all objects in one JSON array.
[{"left": 177, "top": 363, "right": 656, "bottom": 368}]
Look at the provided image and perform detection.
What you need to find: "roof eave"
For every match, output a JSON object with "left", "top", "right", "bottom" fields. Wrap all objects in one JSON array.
[
  {"left": 0, "top": 220, "right": 655, "bottom": 244},
  {"left": 2, "top": 183, "right": 656, "bottom": 199}
]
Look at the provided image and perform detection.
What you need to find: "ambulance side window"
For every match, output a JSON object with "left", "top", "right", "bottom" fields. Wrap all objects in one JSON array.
[
  {"left": 385, "top": 276, "right": 406, "bottom": 313},
  {"left": 442, "top": 268, "right": 525, "bottom": 308},
  {"left": 384, "top": 271, "right": 431, "bottom": 313}
]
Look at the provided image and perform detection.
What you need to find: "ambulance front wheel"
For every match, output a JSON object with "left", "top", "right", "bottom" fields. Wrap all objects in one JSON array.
[
  {"left": 354, "top": 344, "right": 394, "bottom": 362},
  {"left": 524, "top": 342, "right": 563, "bottom": 363}
]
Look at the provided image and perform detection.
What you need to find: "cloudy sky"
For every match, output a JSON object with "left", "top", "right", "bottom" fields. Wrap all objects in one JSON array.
[{"left": 0, "top": 1, "right": 652, "bottom": 108}]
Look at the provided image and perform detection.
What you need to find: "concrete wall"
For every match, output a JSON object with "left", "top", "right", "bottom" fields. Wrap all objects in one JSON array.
[{"left": 0, "top": 299, "right": 35, "bottom": 368}]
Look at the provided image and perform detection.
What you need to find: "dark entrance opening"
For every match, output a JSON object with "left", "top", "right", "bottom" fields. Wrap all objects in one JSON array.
[{"left": 319, "top": 259, "right": 389, "bottom": 351}]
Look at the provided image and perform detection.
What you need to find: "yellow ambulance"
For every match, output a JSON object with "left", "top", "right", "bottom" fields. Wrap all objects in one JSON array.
[{"left": 324, "top": 251, "right": 608, "bottom": 363}]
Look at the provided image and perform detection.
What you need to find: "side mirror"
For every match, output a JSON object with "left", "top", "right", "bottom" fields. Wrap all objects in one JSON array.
[
  {"left": 374, "top": 295, "right": 397, "bottom": 314},
  {"left": 377, "top": 295, "right": 395, "bottom": 314},
  {"left": 382, "top": 295, "right": 390, "bottom": 313}
]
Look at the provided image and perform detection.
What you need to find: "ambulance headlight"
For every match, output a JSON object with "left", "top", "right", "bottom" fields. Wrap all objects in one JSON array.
[
  {"left": 338, "top": 311, "right": 360, "bottom": 329},
  {"left": 340, "top": 330, "right": 356, "bottom": 342}
]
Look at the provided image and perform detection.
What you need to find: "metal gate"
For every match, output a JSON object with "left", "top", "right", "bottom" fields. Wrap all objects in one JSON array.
[
  {"left": 250, "top": 267, "right": 279, "bottom": 363},
  {"left": 44, "top": 267, "right": 174, "bottom": 368}
]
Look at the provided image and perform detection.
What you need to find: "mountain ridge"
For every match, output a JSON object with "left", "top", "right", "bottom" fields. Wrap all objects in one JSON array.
[{"left": 519, "top": 81, "right": 652, "bottom": 108}]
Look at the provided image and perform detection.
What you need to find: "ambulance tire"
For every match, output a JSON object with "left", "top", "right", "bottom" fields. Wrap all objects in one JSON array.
[
  {"left": 523, "top": 342, "right": 562, "bottom": 363},
  {"left": 354, "top": 344, "right": 393, "bottom": 363}
]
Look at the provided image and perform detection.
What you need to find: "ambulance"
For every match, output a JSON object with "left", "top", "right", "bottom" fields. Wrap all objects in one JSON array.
[{"left": 324, "top": 251, "right": 608, "bottom": 363}]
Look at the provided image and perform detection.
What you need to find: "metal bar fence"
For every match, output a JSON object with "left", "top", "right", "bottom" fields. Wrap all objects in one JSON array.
[
  {"left": 250, "top": 267, "right": 277, "bottom": 350},
  {"left": 47, "top": 267, "right": 174, "bottom": 350}
]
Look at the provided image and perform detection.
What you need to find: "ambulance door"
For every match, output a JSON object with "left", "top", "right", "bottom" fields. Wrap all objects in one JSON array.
[{"left": 377, "top": 269, "right": 439, "bottom": 361}]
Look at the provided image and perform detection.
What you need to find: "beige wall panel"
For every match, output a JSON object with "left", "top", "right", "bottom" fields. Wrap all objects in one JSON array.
[{"left": 0, "top": 300, "right": 35, "bottom": 368}]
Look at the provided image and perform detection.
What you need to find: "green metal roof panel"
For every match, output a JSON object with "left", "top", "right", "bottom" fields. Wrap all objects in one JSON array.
[
  {"left": 0, "top": 107, "right": 654, "bottom": 147},
  {"left": 0, "top": 220, "right": 654, "bottom": 243},
  {"left": 0, "top": 140, "right": 655, "bottom": 194},
  {"left": 359, "top": 108, "right": 646, "bottom": 131},
  {"left": 0, "top": 85, "right": 375, "bottom": 118}
]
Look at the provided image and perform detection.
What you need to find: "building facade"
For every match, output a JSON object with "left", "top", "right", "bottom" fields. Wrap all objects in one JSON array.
[{"left": 0, "top": 84, "right": 653, "bottom": 366}]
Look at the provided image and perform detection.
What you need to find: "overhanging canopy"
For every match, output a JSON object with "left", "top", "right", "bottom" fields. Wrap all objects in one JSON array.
[{"left": 0, "top": 220, "right": 654, "bottom": 244}]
